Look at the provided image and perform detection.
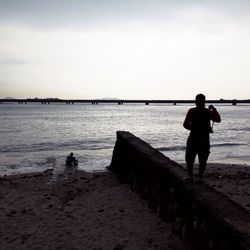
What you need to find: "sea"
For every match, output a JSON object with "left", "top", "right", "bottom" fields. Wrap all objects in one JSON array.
[{"left": 0, "top": 102, "right": 250, "bottom": 176}]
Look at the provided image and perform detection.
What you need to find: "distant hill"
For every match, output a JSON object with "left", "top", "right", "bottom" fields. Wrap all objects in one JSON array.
[
  {"left": 4, "top": 97, "right": 16, "bottom": 100},
  {"left": 26, "top": 97, "right": 61, "bottom": 101}
]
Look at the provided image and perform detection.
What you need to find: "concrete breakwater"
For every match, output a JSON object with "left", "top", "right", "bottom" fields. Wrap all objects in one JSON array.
[{"left": 108, "top": 131, "right": 250, "bottom": 250}]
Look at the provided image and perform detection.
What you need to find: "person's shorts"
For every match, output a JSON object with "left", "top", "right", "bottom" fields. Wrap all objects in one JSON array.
[{"left": 185, "top": 136, "right": 210, "bottom": 164}]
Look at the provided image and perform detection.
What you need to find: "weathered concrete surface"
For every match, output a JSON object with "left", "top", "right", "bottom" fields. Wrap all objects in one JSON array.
[{"left": 109, "top": 131, "right": 250, "bottom": 250}]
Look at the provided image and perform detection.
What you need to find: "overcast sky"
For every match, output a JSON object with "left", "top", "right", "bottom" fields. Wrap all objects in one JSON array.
[{"left": 0, "top": 0, "right": 250, "bottom": 99}]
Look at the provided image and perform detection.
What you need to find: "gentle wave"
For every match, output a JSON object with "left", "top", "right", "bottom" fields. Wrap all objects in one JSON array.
[
  {"left": 156, "top": 142, "right": 247, "bottom": 152},
  {"left": 0, "top": 140, "right": 113, "bottom": 153},
  {"left": 211, "top": 143, "right": 247, "bottom": 147},
  {"left": 230, "top": 127, "right": 250, "bottom": 132},
  {"left": 1, "top": 141, "right": 246, "bottom": 154},
  {"left": 156, "top": 145, "right": 186, "bottom": 151}
]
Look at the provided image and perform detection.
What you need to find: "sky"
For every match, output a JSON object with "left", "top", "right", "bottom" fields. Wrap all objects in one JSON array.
[{"left": 0, "top": 0, "right": 250, "bottom": 100}]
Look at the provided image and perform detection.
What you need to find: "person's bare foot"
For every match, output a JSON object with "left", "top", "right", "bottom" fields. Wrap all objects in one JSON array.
[
  {"left": 182, "top": 176, "right": 193, "bottom": 183},
  {"left": 195, "top": 178, "right": 203, "bottom": 184}
]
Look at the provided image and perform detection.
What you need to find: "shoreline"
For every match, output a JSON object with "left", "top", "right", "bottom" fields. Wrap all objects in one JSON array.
[
  {"left": 2, "top": 157, "right": 250, "bottom": 177},
  {"left": 1, "top": 162, "right": 250, "bottom": 212}
]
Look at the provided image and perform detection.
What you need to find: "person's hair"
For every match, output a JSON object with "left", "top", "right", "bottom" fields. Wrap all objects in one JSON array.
[
  {"left": 195, "top": 94, "right": 206, "bottom": 108},
  {"left": 70, "top": 152, "right": 73, "bottom": 156}
]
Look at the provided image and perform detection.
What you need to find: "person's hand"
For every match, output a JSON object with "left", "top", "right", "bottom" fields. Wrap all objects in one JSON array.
[{"left": 209, "top": 105, "right": 215, "bottom": 110}]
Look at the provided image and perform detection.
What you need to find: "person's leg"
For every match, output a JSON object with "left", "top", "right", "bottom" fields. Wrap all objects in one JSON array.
[
  {"left": 185, "top": 138, "right": 196, "bottom": 178},
  {"left": 186, "top": 161, "right": 194, "bottom": 177},
  {"left": 198, "top": 150, "right": 210, "bottom": 179}
]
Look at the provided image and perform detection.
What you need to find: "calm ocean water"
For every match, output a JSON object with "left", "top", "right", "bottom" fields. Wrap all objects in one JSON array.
[{"left": 0, "top": 103, "right": 250, "bottom": 176}]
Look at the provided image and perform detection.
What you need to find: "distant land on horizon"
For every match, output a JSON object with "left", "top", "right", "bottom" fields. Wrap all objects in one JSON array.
[
  {"left": 2, "top": 97, "right": 250, "bottom": 101},
  {"left": 4, "top": 97, "right": 119, "bottom": 100}
]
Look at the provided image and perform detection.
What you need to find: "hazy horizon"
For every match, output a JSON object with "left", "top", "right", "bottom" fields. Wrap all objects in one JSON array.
[
  {"left": 2, "top": 95, "right": 250, "bottom": 100},
  {"left": 1, "top": 0, "right": 250, "bottom": 100}
]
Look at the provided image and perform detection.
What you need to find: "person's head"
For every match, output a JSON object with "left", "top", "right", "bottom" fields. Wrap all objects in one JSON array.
[
  {"left": 195, "top": 94, "right": 206, "bottom": 108},
  {"left": 70, "top": 152, "right": 73, "bottom": 156}
]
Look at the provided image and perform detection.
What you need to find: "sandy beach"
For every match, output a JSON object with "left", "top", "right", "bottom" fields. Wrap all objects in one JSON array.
[
  {"left": 183, "top": 163, "right": 250, "bottom": 212},
  {"left": 0, "top": 163, "right": 249, "bottom": 250},
  {"left": 0, "top": 167, "right": 190, "bottom": 250}
]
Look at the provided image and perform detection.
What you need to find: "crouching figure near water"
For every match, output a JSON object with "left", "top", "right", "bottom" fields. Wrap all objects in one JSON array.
[
  {"left": 183, "top": 94, "right": 221, "bottom": 181},
  {"left": 66, "top": 152, "right": 78, "bottom": 167}
]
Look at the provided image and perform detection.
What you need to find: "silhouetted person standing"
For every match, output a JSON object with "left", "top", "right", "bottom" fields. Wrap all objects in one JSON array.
[{"left": 183, "top": 94, "right": 221, "bottom": 180}]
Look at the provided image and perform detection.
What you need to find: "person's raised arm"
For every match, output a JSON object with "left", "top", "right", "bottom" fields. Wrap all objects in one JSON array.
[{"left": 208, "top": 105, "right": 221, "bottom": 123}]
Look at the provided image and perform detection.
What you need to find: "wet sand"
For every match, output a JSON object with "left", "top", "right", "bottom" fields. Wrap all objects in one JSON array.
[{"left": 0, "top": 163, "right": 249, "bottom": 250}]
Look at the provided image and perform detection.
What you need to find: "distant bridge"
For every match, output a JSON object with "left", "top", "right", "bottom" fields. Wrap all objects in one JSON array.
[{"left": 0, "top": 98, "right": 249, "bottom": 105}]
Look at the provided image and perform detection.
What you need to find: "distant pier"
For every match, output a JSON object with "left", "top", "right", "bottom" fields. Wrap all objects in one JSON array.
[{"left": 0, "top": 98, "right": 249, "bottom": 105}]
